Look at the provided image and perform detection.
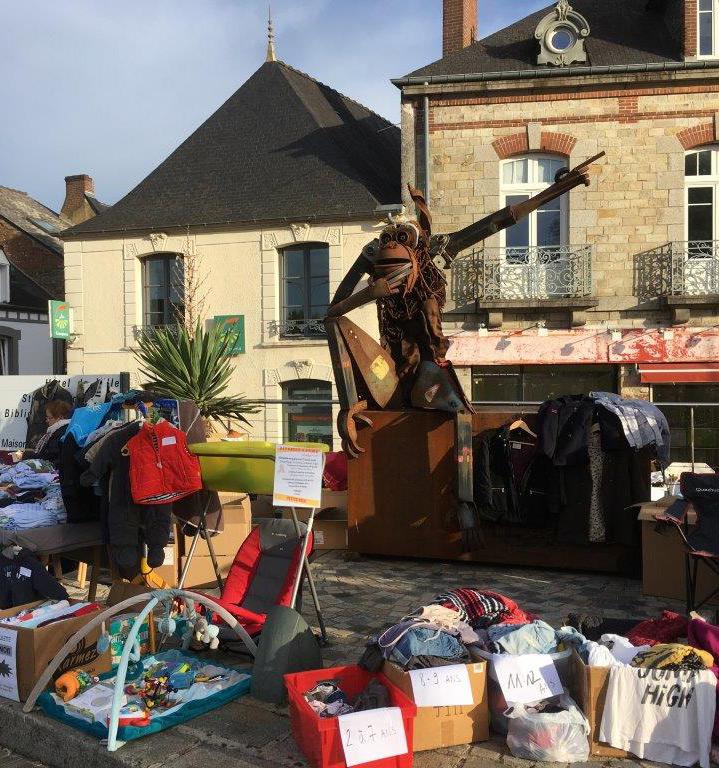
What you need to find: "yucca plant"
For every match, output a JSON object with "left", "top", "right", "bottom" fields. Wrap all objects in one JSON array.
[{"left": 133, "top": 320, "right": 260, "bottom": 426}]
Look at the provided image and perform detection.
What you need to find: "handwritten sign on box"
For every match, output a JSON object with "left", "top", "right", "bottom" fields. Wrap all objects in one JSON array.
[
  {"left": 408, "top": 664, "right": 474, "bottom": 707},
  {"left": 272, "top": 445, "right": 324, "bottom": 508},
  {"left": 338, "top": 707, "right": 408, "bottom": 767},
  {"left": 493, "top": 653, "right": 563, "bottom": 705}
]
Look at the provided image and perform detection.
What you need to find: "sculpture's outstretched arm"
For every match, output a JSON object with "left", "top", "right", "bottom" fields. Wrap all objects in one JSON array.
[{"left": 432, "top": 151, "right": 605, "bottom": 267}]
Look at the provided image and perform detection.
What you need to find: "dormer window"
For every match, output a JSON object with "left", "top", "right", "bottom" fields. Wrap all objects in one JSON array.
[
  {"left": 699, "top": 0, "right": 717, "bottom": 58},
  {"left": 0, "top": 249, "right": 10, "bottom": 305},
  {"left": 535, "top": 0, "right": 590, "bottom": 67}
]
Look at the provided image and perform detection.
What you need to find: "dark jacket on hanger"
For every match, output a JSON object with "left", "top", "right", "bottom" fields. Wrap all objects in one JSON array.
[
  {"left": 537, "top": 395, "right": 595, "bottom": 466},
  {"left": 0, "top": 548, "right": 68, "bottom": 609},
  {"left": 474, "top": 425, "right": 554, "bottom": 526},
  {"left": 58, "top": 434, "right": 100, "bottom": 524},
  {"left": 24, "top": 422, "right": 69, "bottom": 467},
  {"left": 80, "top": 421, "right": 172, "bottom": 579},
  {"left": 25, "top": 380, "right": 74, "bottom": 450}
]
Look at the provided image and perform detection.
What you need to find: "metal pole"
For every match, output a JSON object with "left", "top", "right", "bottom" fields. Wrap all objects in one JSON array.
[
  {"left": 423, "top": 90, "right": 431, "bottom": 206},
  {"left": 690, "top": 406, "right": 696, "bottom": 472}
]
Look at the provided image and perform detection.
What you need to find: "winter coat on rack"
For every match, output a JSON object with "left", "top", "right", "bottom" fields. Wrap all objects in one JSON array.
[
  {"left": 125, "top": 420, "right": 202, "bottom": 505},
  {"left": 25, "top": 380, "right": 74, "bottom": 450},
  {"left": 473, "top": 425, "right": 555, "bottom": 526},
  {"left": 537, "top": 395, "right": 595, "bottom": 466},
  {"left": 80, "top": 421, "right": 172, "bottom": 578}
]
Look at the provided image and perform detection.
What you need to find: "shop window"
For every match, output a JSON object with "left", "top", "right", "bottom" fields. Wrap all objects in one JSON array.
[
  {"left": 282, "top": 380, "right": 333, "bottom": 448},
  {"left": 500, "top": 155, "right": 568, "bottom": 263},
  {"left": 698, "top": 0, "right": 718, "bottom": 58},
  {"left": 471, "top": 364, "right": 617, "bottom": 404},
  {"left": 652, "top": 383, "right": 719, "bottom": 470},
  {"left": 280, "top": 244, "right": 329, "bottom": 337},
  {"left": 685, "top": 147, "right": 719, "bottom": 254},
  {"left": 142, "top": 254, "right": 184, "bottom": 328}
]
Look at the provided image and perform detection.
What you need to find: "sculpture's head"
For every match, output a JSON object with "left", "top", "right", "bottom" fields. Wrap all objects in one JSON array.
[{"left": 372, "top": 185, "right": 432, "bottom": 294}]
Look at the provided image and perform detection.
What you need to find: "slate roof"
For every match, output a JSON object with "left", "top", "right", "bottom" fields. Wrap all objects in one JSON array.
[
  {"left": 401, "top": 0, "right": 683, "bottom": 82},
  {"left": 63, "top": 60, "right": 401, "bottom": 238},
  {"left": 0, "top": 186, "right": 66, "bottom": 299},
  {"left": 85, "top": 193, "right": 108, "bottom": 215}
]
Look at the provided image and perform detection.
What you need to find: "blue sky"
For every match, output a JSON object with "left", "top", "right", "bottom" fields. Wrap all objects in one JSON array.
[{"left": 2, "top": 1, "right": 549, "bottom": 211}]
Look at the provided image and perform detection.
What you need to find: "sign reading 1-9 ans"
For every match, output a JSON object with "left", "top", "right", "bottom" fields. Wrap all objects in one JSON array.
[{"left": 49, "top": 300, "right": 72, "bottom": 340}]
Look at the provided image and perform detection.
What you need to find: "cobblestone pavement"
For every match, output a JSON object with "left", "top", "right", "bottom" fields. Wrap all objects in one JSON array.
[{"left": 11, "top": 551, "right": 686, "bottom": 768}]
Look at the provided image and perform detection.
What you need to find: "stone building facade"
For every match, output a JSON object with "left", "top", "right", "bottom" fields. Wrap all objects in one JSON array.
[{"left": 394, "top": 0, "right": 719, "bottom": 464}]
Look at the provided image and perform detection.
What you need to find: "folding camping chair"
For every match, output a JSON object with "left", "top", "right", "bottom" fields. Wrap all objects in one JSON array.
[
  {"left": 194, "top": 517, "right": 327, "bottom": 642},
  {"left": 182, "top": 442, "right": 329, "bottom": 644},
  {"left": 653, "top": 472, "right": 719, "bottom": 613}
]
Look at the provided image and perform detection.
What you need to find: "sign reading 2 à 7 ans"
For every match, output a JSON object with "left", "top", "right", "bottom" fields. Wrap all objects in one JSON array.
[
  {"left": 214, "top": 315, "right": 245, "bottom": 355},
  {"left": 49, "top": 300, "right": 72, "bottom": 340}
]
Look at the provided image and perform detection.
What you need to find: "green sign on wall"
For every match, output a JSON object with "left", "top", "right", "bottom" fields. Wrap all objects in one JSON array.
[
  {"left": 49, "top": 300, "right": 72, "bottom": 340},
  {"left": 214, "top": 314, "right": 245, "bottom": 355}
]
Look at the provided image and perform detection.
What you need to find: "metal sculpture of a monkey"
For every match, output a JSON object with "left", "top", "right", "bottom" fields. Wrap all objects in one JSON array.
[{"left": 324, "top": 152, "right": 604, "bottom": 548}]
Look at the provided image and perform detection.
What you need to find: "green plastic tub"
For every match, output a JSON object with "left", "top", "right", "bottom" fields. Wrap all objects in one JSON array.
[{"left": 188, "top": 441, "right": 329, "bottom": 494}]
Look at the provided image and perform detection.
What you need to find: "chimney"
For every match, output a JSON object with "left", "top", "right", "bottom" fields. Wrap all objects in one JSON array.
[
  {"left": 443, "top": 0, "right": 477, "bottom": 57},
  {"left": 61, "top": 174, "right": 95, "bottom": 225}
]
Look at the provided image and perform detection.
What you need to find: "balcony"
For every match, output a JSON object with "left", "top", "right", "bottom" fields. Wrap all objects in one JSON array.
[
  {"left": 635, "top": 241, "right": 719, "bottom": 323},
  {"left": 451, "top": 244, "right": 597, "bottom": 328},
  {"left": 267, "top": 319, "right": 326, "bottom": 340}
]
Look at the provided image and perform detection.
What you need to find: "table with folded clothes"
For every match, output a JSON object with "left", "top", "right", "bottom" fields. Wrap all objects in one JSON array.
[{"left": 0, "top": 460, "right": 66, "bottom": 532}]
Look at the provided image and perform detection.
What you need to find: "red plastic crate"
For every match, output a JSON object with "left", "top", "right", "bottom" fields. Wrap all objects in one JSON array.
[{"left": 285, "top": 665, "right": 417, "bottom": 768}]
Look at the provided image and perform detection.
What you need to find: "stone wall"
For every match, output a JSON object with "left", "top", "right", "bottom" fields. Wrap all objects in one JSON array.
[{"left": 408, "top": 75, "right": 719, "bottom": 329}]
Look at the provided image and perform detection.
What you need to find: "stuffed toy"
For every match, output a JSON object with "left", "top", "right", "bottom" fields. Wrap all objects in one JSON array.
[{"left": 192, "top": 616, "right": 220, "bottom": 651}]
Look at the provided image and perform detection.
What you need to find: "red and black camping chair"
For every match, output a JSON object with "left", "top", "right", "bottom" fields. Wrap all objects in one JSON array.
[
  {"left": 654, "top": 472, "right": 719, "bottom": 613},
  {"left": 195, "top": 518, "right": 323, "bottom": 640}
]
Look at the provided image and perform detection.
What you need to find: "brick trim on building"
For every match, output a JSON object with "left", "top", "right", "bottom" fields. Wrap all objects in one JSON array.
[
  {"left": 492, "top": 130, "right": 576, "bottom": 158},
  {"left": 539, "top": 132, "right": 577, "bottom": 156},
  {"left": 677, "top": 122, "right": 716, "bottom": 149},
  {"left": 686, "top": 0, "right": 697, "bottom": 58},
  {"left": 492, "top": 132, "right": 528, "bottom": 159}
]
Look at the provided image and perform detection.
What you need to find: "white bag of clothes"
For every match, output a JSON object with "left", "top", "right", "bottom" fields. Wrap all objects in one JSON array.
[{"left": 505, "top": 694, "right": 590, "bottom": 763}]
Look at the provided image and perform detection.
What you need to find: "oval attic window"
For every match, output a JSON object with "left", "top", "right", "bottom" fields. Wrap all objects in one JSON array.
[{"left": 549, "top": 26, "right": 576, "bottom": 52}]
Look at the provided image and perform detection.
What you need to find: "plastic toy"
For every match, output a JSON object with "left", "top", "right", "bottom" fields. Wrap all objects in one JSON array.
[
  {"left": 112, "top": 703, "right": 151, "bottom": 728},
  {"left": 54, "top": 670, "right": 99, "bottom": 702}
]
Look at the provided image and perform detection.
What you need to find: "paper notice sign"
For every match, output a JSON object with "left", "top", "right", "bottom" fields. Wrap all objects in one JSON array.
[
  {"left": 493, "top": 653, "right": 563, "bottom": 705},
  {"left": 409, "top": 664, "right": 474, "bottom": 707},
  {"left": 272, "top": 445, "right": 324, "bottom": 508},
  {"left": 338, "top": 707, "right": 408, "bottom": 767},
  {"left": 0, "top": 627, "right": 19, "bottom": 701}
]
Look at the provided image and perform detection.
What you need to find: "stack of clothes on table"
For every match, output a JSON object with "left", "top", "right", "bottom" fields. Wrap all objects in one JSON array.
[
  {"left": 0, "top": 460, "right": 66, "bottom": 531},
  {"left": 473, "top": 392, "right": 670, "bottom": 549}
]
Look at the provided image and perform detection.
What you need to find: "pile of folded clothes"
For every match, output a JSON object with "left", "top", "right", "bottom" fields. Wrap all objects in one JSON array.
[
  {"left": 303, "top": 678, "right": 390, "bottom": 719},
  {"left": 0, "top": 460, "right": 66, "bottom": 531}
]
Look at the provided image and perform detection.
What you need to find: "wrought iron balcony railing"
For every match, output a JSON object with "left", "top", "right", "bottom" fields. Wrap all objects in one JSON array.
[
  {"left": 451, "top": 244, "right": 593, "bottom": 305},
  {"left": 635, "top": 241, "right": 719, "bottom": 301},
  {"left": 267, "top": 319, "right": 326, "bottom": 339}
]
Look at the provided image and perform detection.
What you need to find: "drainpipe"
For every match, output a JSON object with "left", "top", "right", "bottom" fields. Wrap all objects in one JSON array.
[{"left": 423, "top": 86, "right": 431, "bottom": 206}]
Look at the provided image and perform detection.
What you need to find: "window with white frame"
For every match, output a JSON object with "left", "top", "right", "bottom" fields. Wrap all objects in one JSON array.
[
  {"left": 698, "top": 0, "right": 718, "bottom": 58},
  {"left": 0, "top": 249, "right": 10, "bottom": 304},
  {"left": 500, "top": 155, "right": 568, "bottom": 263},
  {"left": 685, "top": 147, "right": 719, "bottom": 255}
]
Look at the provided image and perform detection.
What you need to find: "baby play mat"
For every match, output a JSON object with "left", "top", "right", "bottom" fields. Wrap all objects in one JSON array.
[{"left": 38, "top": 649, "right": 251, "bottom": 743}]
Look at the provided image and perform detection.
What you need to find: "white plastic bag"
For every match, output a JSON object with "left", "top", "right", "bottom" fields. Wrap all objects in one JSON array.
[{"left": 505, "top": 693, "right": 590, "bottom": 763}]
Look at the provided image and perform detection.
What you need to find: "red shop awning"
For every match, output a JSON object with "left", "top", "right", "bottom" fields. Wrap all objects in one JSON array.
[{"left": 639, "top": 362, "right": 719, "bottom": 384}]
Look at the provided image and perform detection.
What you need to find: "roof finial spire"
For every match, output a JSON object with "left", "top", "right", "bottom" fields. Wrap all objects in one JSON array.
[{"left": 266, "top": 6, "right": 277, "bottom": 62}]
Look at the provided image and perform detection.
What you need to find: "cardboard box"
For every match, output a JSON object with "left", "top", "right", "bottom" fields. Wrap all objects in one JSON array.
[
  {"left": 382, "top": 661, "right": 489, "bottom": 751},
  {"left": 639, "top": 501, "right": 719, "bottom": 605},
  {"left": 0, "top": 600, "right": 111, "bottom": 702},
  {"left": 279, "top": 508, "right": 348, "bottom": 551},
  {"left": 180, "top": 495, "right": 251, "bottom": 558},
  {"left": 570, "top": 649, "right": 630, "bottom": 758},
  {"left": 178, "top": 555, "right": 235, "bottom": 588}
]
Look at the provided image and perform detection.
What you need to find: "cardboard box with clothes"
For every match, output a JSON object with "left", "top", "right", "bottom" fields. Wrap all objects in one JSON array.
[
  {"left": 382, "top": 660, "right": 489, "bottom": 751},
  {"left": 0, "top": 599, "right": 111, "bottom": 702}
]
